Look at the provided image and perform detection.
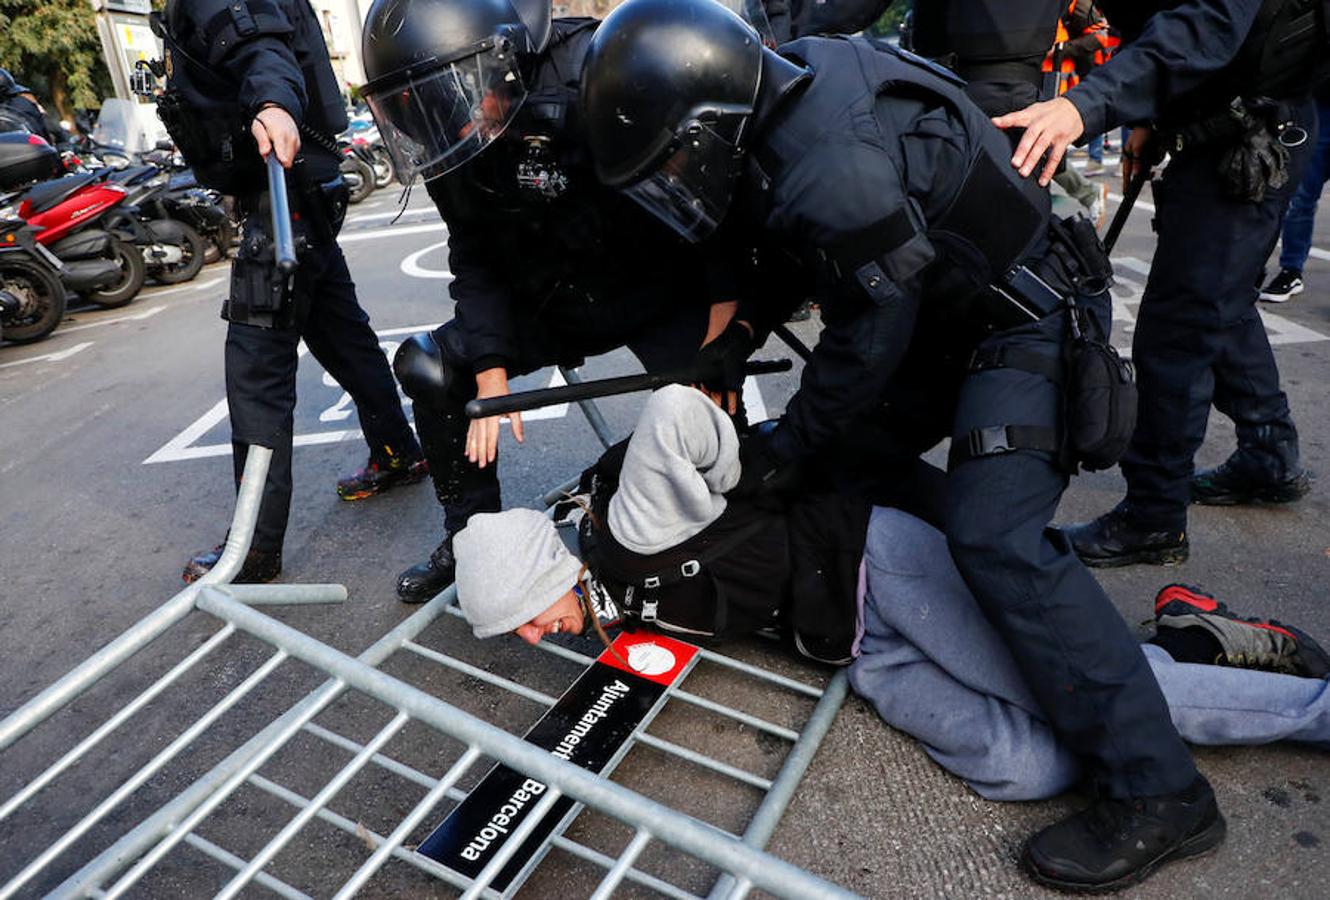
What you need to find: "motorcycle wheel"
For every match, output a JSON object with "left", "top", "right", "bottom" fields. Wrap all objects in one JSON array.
[
  {"left": 84, "top": 237, "right": 147, "bottom": 308},
  {"left": 371, "top": 146, "right": 394, "bottom": 188},
  {"left": 152, "top": 222, "right": 207, "bottom": 285},
  {"left": 204, "top": 218, "right": 237, "bottom": 264},
  {"left": 0, "top": 257, "right": 66, "bottom": 344},
  {"left": 344, "top": 157, "right": 375, "bottom": 204}
]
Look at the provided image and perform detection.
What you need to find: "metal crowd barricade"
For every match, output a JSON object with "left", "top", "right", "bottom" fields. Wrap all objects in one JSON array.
[{"left": 0, "top": 367, "right": 852, "bottom": 900}]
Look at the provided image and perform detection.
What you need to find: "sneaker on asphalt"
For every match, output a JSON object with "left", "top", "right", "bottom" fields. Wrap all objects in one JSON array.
[
  {"left": 1083, "top": 159, "right": 1106, "bottom": 177},
  {"left": 1190, "top": 456, "right": 1311, "bottom": 506},
  {"left": 1258, "top": 268, "right": 1304, "bottom": 303},
  {"left": 1062, "top": 503, "right": 1189, "bottom": 568},
  {"left": 1154, "top": 583, "right": 1330, "bottom": 678},
  {"left": 1022, "top": 775, "right": 1225, "bottom": 894},
  {"left": 182, "top": 543, "right": 282, "bottom": 584},
  {"left": 396, "top": 536, "right": 456, "bottom": 604},
  {"left": 336, "top": 452, "right": 428, "bottom": 501}
]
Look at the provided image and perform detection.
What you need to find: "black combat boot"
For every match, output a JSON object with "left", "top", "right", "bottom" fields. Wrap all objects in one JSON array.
[
  {"left": 1022, "top": 775, "right": 1226, "bottom": 893},
  {"left": 182, "top": 544, "right": 282, "bottom": 584},
  {"left": 396, "top": 536, "right": 456, "bottom": 604},
  {"left": 1062, "top": 503, "right": 1188, "bottom": 568},
  {"left": 1190, "top": 455, "right": 1311, "bottom": 506}
]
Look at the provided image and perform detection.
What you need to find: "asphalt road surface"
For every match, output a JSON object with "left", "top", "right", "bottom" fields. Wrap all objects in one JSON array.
[{"left": 2, "top": 153, "right": 1329, "bottom": 899}]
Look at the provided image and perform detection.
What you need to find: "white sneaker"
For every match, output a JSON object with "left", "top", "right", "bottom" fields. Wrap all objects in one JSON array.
[{"left": 1259, "top": 269, "right": 1304, "bottom": 303}]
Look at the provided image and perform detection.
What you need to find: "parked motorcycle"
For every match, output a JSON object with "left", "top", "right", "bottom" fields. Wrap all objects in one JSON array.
[
  {"left": 105, "top": 164, "right": 207, "bottom": 285},
  {"left": 340, "top": 140, "right": 376, "bottom": 204},
  {"left": 163, "top": 167, "right": 236, "bottom": 264},
  {"left": 0, "top": 214, "right": 65, "bottom": 344},
  {"left": 0, "top": 132, "right": 144, "bottom": 309}
]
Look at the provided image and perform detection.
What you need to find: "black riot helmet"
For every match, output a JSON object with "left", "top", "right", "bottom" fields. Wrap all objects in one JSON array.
[
  {"left": 581, "top": 0, "right": 764, "bottom": 242},
  {"left": 361, "top": 0, "right": 552, "bottom": 182}
]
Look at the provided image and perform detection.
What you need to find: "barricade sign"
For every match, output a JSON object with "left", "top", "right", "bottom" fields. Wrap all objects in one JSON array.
[{"left": 416, "top": 631, "right": 699, "bottom": 892}]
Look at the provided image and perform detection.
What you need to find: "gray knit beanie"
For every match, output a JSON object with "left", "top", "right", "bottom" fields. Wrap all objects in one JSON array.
[{"left": 453, "top": 508, "right": 584, "bottom": 639}]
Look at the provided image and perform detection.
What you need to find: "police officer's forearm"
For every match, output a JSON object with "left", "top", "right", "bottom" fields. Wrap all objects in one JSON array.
[
  {"left": 229, "top": 36, "right": 307, "bottom": 123},
  {"left": 1066, "top": 0, "right": 1262, "bottom": 136},
  {"left": 778, "top": 297, "right": 920, "bottom": 459}
]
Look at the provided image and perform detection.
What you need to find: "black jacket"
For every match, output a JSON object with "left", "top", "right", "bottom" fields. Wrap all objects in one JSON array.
[
  {"left": 1065, "top": 0, "right": 1272, "bottom": 135},
  {"left": 740, "top": 37, "right": 1054, "bottom": 462},
  {"left": 164, "top": 0, "right": 346, "bottom": 174},
  {"left": 424, "top": 18, "right": 722, "bottom": 374}
]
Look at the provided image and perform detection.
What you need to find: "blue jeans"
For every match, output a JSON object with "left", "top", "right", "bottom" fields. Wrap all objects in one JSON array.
[
  {"left": 849, "top": 508, "right": 1330, "bottom": 801},
  {"left": 1279, "top": 94, "right": 1329, "bottom": 273},
  {"left": 1087, "top": 133, "right": 1104, "bottom": 163}
]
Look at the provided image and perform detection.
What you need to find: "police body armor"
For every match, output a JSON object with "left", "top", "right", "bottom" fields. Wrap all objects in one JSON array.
[
  {"left": 760, "top": 38, "right": 1131, "bottom": 470},
  {"left": 153, "top": 0, "right": 348, "bottom": 196},
  {"left": 909, "top": 0, "right": 1064, "bottom": 113},
  {"left": 765, "top": 37, "right": 1055, "bottom": 329}
]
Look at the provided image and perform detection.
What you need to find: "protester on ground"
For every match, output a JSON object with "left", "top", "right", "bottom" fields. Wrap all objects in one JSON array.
[{"left": 454, "top": 385, "right": 1330, "bottom": 806}]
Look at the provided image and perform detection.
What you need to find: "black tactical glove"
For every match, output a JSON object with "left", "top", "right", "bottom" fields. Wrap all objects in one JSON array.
[
  {"left": 1219, "top": 121, "right": 1289, "bottom": 204},
  {"left": 694, "top": 319, "right": 755, "bottom": 395},
  {"left": 729, "top": 421, "right": 802, "bottom": 503}
]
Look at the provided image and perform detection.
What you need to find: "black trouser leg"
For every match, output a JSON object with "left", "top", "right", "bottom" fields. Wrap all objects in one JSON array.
[
  {"left": 1121, "top": 105, "right": 1312, "bottom": 527},
  {"left": 299, "top": 243, "right": 419, "bottom": 460},
  {"left": 944, "top": 304, "right": 1197, "bottom": 798},
  {"left": 225, "top": 322, "right": 298, "bottom": 552}
]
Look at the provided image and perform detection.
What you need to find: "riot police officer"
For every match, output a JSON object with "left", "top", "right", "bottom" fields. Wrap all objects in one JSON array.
[
  {"left": 360, "top": 0, "right": 820, "bottom": 604},
  {"left": 580, "top": 0, "right": 1219, "bottom": 890},
  {"left": 995, "top": 0, "right": 1319, "bottom": 566},
  {"left": 154, "top": 0, "right": 426, "bottom": 583}
]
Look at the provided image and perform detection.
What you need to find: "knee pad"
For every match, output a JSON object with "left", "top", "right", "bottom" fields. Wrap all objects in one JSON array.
[{"left": 394, "top": 333, "right": 455, "bottom": 404}]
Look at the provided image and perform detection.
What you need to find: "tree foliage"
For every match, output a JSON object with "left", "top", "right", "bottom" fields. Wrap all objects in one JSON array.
[
  {"left": 867, "top": 0, "right": 910, "bottom": 38},
  {"left": 0, "top": 0, "right": 113, "bottom": 117}
]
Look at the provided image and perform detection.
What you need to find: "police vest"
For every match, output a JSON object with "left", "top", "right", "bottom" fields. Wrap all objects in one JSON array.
[
  {"left": 768, "top": 37, "right": 1053, "bottom": 317},
  {"left": 911, "top": 0, "right": 1063, "bottom": 79}
]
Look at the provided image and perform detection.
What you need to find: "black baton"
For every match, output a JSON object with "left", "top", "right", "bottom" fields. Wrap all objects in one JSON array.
[
  {"left": 1102, "top": 167, "right": 1149, "bottom": 254},
  {"left": 465, "top": 359, "right": 793, "bottom": 418},
  {"left": 266, "top": 154, "right": 297, "bottom": 275}
]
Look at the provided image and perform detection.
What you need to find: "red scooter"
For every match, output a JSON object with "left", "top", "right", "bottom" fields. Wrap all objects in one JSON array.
[{"left": 0, "top": 133, "right": 146, "bottom": 308}]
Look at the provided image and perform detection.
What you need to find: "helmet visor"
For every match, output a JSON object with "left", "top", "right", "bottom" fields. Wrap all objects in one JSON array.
[
  {"left": 623, "top": 119, "right": 744, "bottom": 243},
  {"left": 365, "top": 42, "right": 526, "bottom": 183}
]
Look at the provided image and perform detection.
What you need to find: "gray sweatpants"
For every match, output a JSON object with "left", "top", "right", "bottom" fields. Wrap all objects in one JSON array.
[{"left": 850, "top": 507, "right": 1330, "bottom": 801}]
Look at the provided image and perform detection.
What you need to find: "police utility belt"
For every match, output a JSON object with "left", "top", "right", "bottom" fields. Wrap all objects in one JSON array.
[{"left": 953, "top": 218, "right": 1138, "bottom": 474}]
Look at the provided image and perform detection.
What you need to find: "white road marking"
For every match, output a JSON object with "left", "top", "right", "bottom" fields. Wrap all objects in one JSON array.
[
  {"left": 1107, "top": 191, "right": 1156, "bottom": 213},
  {"left": 144, "top": 322, "right": 571, "bottom": 464},
  {"left": 138, "top": 275, "right": 225, "bottom": 298},
  {"left": 57, "top": 305, "right": 166, "bottom": 335},
  {"left": 400, "top": 240, "right": 453, "bottom": 280},
  {"left": 346, "top": 205, "right": 437, "bottom": 222},
  {"left": 742, "top": 376, "right": 768, "bottom": 422},
  {"left": 0, "top": 341, "right": 94, "bottom": 370},
  {"left": 339, "top": 223, "right": 447, "bottom": 244},
  {"left": 1109, "top": 255, "right": 1329, "bottom": 354}
]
